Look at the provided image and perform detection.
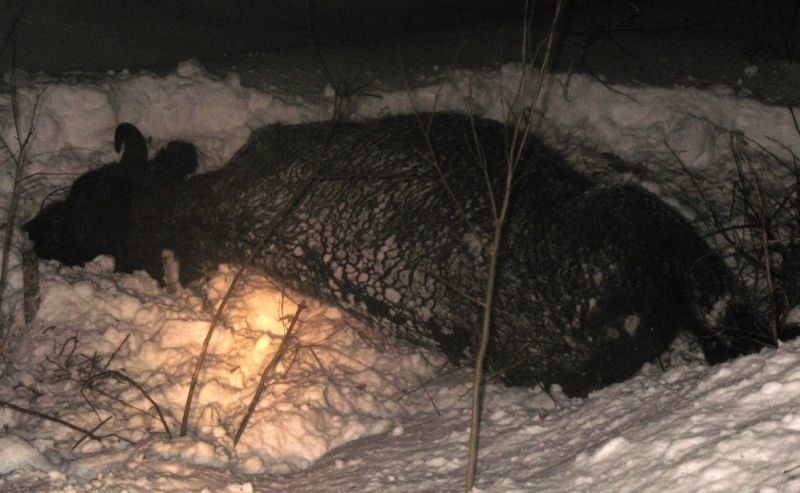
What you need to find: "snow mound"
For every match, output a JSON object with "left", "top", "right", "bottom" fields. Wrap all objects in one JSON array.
[
  {"left": 5, "top": 260, "right": 445, "bottom": 476},
  {"left": 0, "top": 434, "right": 52, "bottom": 474}
]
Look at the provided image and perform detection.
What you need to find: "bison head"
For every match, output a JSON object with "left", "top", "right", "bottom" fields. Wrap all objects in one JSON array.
[{"left": 25, "top": 123, "right": 198, "bottom": 268}]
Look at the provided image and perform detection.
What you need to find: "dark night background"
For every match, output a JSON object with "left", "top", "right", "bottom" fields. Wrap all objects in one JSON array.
[{"left": 2, "top": 0, "right": 800, "bottom": 89}]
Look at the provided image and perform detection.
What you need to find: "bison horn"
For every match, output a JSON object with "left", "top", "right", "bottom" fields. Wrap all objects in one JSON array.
[{"left": 114, "top": 122, "right": 148, "bottom": 167}]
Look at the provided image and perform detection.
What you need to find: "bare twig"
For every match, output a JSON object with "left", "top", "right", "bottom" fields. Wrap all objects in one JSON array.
[
  {"left": 0, "top": 398, "right": 133, "bottom": 444},
  {"left": 86, "top": 370, "right": 173, "bottom": 438},
  {"left": 789, "top": 106, "right": 800, "bottom": 137},
  {"left": 465, "top": 2, "right": 564, "bottom": 490},
  {"left": 398, "top": 48, "right": 482, "bottom": 242},
  {"left": 72, "top": 416, "right": 113, "bottom": 450},
  {"left": 22, "top": 248, "right": 39, "bottom": 326},
  {"left": 233, "top": 302, "right": 305, "bottom": 446},
  {"left": 305, "top": 0, "right": 380, "bottom": 122},
  {"left": 0, "top": 25, "right": 47, "bottom": 352},
  {"left": 58, "top": 335, "right": 78, "bottom": 365},
  {"left": 300, "top": 342, "right": 414, "bottom": 412},
  {"left": 576, "top": 3, "right": 642, "bottom": 104},
  {"left": 103, "top": 334, "right": 130, "bottom": 371},
  {"left": 464, "top": 125, "right": 515, "bottom": 491},
  {"left": 669, "top": 115, "right": 800, "bottom": 347},
  {"left": 180, "top": 264, "right": 247, "bottom": 436},
  {"left": 730, "top": 132, "right": 779, "bottom": 344}
]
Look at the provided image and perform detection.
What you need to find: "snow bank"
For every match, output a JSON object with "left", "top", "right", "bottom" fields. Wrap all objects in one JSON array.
[{"left": 9, "top": 258, "right": 444, "bottom": 476}]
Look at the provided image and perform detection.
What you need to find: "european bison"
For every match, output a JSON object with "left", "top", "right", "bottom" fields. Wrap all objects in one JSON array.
[{"left": 26, "top": 114, "right": 770, "bottom": 396}]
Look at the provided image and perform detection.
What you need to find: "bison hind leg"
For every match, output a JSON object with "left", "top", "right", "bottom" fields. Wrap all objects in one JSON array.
[{"left": 545, "top": 279, "right": 687, "bottom": 397}]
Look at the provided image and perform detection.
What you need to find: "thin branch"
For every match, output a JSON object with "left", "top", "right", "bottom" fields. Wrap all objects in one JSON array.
[
  {"left": 72, "top": 416, "right": 113, "bottom": 450},
  {"left": 731, "top": 132, "right": 779, "bottom": 343},
  {"left": 789, "top": 105, "right": 800, "bottom": 138},
  {"left": 87, "top": 370, "right": 173, "bottom": 438},
  {"left": 0, "top": 398, "right": 132, "bottom": 444},
  {"left": 103, "top": 334, "right": 130, "bottom": 370},
  {"left": 397, "top": 50, "right": 484, "bottom": 241},
  {"left": 234, "top": 302, "right": 305, "bottom": 446},
  {"left": 0, "top": 38, "right": 47, "bottom": 347},
  {"left": 465, "top": 1, "right": 564, "bottom": 490}
]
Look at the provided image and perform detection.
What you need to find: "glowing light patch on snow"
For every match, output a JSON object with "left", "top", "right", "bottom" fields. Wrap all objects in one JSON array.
[
  {"left": 242, "top": 289, "right": 298, "bottom": 335},
  {"left": 0, "top": 435, "right": 52, "bottom": 474},
  {"left": 4, "top": 258, "right": 446, "bottom": 479}
]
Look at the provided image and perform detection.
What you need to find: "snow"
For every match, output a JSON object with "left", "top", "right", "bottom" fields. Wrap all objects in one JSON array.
[
  {"left": 1, "top": 51, "right": 800, "bottom": 491},
  {"left": 0, "top": 435, "right": 52, "bottom": 474}
]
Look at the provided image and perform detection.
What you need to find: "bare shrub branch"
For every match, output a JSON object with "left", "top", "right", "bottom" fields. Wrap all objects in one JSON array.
[
  {"left": 86, "top": 370, "right": 173, "bottom": 438},
  {"left": 234, "top": 301, "right": 306, "bottom": 446},
  {"left": 730, "top": 132, "right": 779, "bottom": 343},
  {"left": 0, "top": 23, "right": 47, "bottom": 352},
  {"left": 462, "top": 2, "right": 566, "bottom": 490},
  {"left": 0, "top": 398, "right": 133, "bottom": 445},
  {"left": 670, "top": 114, "right": 800, "bottom": 347}
]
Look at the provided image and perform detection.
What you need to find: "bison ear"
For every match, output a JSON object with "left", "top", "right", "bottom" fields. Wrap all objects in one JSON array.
[
  {"left": 149, "top": 141, "right": 199, "bottom": 180},
  {"left": 114, "top": 123, "right": 148, "bottom": 168}
]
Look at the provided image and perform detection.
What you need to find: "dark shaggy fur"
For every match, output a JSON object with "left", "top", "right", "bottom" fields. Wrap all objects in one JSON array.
[{"left": 25, "top": 114, "right": 771, "bottom": 396}]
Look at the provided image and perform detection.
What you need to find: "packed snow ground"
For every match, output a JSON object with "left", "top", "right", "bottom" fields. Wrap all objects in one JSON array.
[{"left": 1, "top": 59, "right": 800, "bottom": 491}]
